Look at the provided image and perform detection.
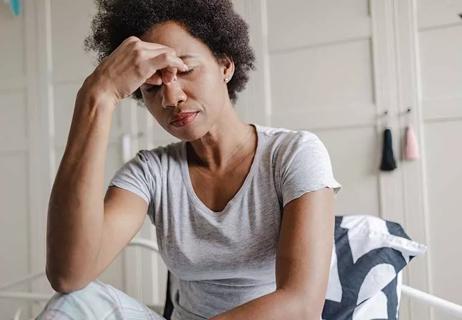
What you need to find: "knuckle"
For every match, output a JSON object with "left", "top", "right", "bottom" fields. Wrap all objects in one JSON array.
[
  {"left": 133, "top": 48, "right": 145, "bottom": 60},
  {"left": 127, "top": 40, "right": 142, "bottom": 53},
  {"left": 127, "top": 35, "right": 139, "bottom": 42},
  {"left": 124, "top": 36, "right": 139, "bottom": 46},
  {"left": 133, "top": 41, "right": 143, "bottom": 52}
]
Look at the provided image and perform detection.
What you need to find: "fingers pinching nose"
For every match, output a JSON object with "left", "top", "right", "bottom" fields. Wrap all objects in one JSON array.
[
  {"left": 147, "top": 64, "right": 185, "bottom": 86},
  {"left": 162, "top": 68, "right": 178, "bottom": 84},
  {"left": 162, "top": 73, "right": 172, "bottom": 84},
  {"left": 146, "top": 72, "right": 162, "bottom": 85}
]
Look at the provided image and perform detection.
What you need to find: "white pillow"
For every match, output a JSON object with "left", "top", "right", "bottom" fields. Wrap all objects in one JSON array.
[{"left": 322, "top": 215, "right": 427, "bottom": 320}]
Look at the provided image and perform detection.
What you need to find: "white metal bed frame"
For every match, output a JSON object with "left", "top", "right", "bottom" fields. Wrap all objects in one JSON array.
[{"left": 1, "top": 238, "right": 462, "bottom": 320}]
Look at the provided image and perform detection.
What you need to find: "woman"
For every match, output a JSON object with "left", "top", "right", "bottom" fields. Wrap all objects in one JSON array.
[{"left": 38, "top": 0, "right": 341, "bottom": 319}]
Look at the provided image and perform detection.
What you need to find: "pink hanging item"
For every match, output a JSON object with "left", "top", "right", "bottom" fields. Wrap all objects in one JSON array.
[{"left": 404, "top": 125, "right": 420, "bottom": 160}]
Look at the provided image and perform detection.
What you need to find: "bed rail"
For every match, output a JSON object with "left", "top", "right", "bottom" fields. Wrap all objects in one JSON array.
[{"left": 1, "top": 239, "right": 461, "bottom": 319}]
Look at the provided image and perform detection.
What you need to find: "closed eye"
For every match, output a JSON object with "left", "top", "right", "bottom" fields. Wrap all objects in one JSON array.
[
  {"left": 178, "top": 68, "right": 194, "bottom": 76},
  {"left": 144, "top": 69, "right": 194, "bottom": 93},
  {"left": 145, "top": 84, "right": 160, "bottom": 93}
]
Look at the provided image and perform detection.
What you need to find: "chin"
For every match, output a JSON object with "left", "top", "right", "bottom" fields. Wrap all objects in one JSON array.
[{"left": 165, "top": 124, "right": 208, "bottom": 142}]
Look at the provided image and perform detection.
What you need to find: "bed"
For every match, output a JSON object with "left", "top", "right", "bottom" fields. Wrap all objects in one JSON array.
[{"left": 2, "top": 215, "right": 462, "bottom": 320}]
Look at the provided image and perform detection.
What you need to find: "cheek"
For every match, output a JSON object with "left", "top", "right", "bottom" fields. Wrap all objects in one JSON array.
[
  {"left": 144, "top": 103, "right": 163, "bottom": 122},
  {"left": 143, "top": 92, "right": 164, "bottom": 113},
  {"left": 189, "top": 70, "right": 226, "bottom": 102}
]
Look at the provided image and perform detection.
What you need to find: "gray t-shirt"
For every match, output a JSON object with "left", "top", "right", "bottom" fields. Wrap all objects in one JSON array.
[{"left": 109, "top": 123, "right": 342, "bottom": 320}]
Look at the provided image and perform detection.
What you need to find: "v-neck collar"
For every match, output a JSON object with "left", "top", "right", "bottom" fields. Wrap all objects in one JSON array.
[{"left": 180, "top": 123, "right": 262, "bottom": 216}]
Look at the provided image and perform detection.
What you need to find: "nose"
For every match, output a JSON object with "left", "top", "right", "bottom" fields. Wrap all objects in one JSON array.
[{"left": 160, "top": 80, "right": 187, "bottom": 110}]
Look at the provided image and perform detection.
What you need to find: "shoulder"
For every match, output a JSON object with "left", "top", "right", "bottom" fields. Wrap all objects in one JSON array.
[
  {"left": 119, "top": 141, "right": 183, "bottom": 182},
  {"left": 257, "top": 125, "right": 323, "bottom": 155},
  {"left": 135, "top": 140, "right": 183, "bottom": 163},
  {"left": 257, "top": 124, "right": 318, "bottom": 141}
]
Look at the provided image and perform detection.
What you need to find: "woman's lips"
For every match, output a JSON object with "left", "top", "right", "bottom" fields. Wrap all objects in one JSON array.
[{"left": 170, "top": 112, "right": 199, "bottom": 127}]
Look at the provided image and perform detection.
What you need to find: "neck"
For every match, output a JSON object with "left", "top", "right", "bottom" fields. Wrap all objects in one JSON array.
[{"left": 187, "top": 106, "right": 256, "bottom": 172}]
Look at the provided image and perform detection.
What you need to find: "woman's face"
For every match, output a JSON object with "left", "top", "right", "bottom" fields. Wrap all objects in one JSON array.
[{"left": 139, "top": 21, "right": 234, "bottom": 141}]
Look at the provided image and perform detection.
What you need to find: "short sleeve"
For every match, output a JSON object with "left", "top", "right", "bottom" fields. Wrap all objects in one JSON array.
[
  {"left": 278, "top": 132, "right": 342, "bottom": 207},
  {"left": 108, "top": 150, "right": 153, "bottom": 205}
]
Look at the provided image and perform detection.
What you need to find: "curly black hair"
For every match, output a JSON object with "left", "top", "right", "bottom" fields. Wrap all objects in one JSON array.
[{"left": 83, "top": 0, "right": 256, "bottom": 104}]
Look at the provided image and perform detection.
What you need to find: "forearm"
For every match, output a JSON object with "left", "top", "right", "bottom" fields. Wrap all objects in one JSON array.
[
  {"left": 209, "top": 289, "right": 318, "bottom": 320},
  {"left": 46, "top": 79, "right": 115, "bottom": 292}
]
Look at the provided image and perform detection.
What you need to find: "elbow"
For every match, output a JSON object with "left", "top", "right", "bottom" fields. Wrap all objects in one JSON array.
[
  {"left": 48, "top": 279, "right": 74, "bottom": 294},
  {"left": 46, "top": 268, "right": 74, "bottom": 293},
  {"left": 46, "top": 264, "right": 90, "bottom": 294},
  {"left": 45, "top": 246, "right": 97, "bottom": 293}
]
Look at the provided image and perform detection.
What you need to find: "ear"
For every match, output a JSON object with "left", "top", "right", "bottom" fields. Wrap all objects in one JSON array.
[{"left": 218, "top": 55, "right": 235, "bottom": 83}]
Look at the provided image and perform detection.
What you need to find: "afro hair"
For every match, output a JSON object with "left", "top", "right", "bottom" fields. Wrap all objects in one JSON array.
[{"left": 83, "top": 0, "right": 256, "bottom": 104}]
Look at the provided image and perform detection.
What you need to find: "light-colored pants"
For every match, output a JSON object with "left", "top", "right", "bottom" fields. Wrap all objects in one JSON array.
[{"left": 36, "top": 280, "right": 166, "bottom": 320}]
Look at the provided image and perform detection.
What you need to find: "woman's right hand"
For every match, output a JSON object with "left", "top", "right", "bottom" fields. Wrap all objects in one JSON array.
[{"left": 81, "top": 36, "right": 189, "bottom": 107}]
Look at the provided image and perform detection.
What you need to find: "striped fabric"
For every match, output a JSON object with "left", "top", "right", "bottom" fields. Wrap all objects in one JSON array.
[{"left": 36, "top": 280, "right": 166, "bottom": 320}]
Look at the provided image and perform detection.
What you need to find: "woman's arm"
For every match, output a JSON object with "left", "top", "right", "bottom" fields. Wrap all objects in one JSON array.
[
  {"left": 45, "top": 82, "right": 118, "bottom": 293},
  {"left": 46, "top": 36, "right": 188, "bottom": 293},
  {"left": 209, "top": 187, "right": 335, "bottom": 320}
]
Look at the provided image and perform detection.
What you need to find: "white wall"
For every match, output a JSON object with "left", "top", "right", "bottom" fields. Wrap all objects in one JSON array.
[{"left": 0, "top": 0, "right": 461, "bottom": 319}]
